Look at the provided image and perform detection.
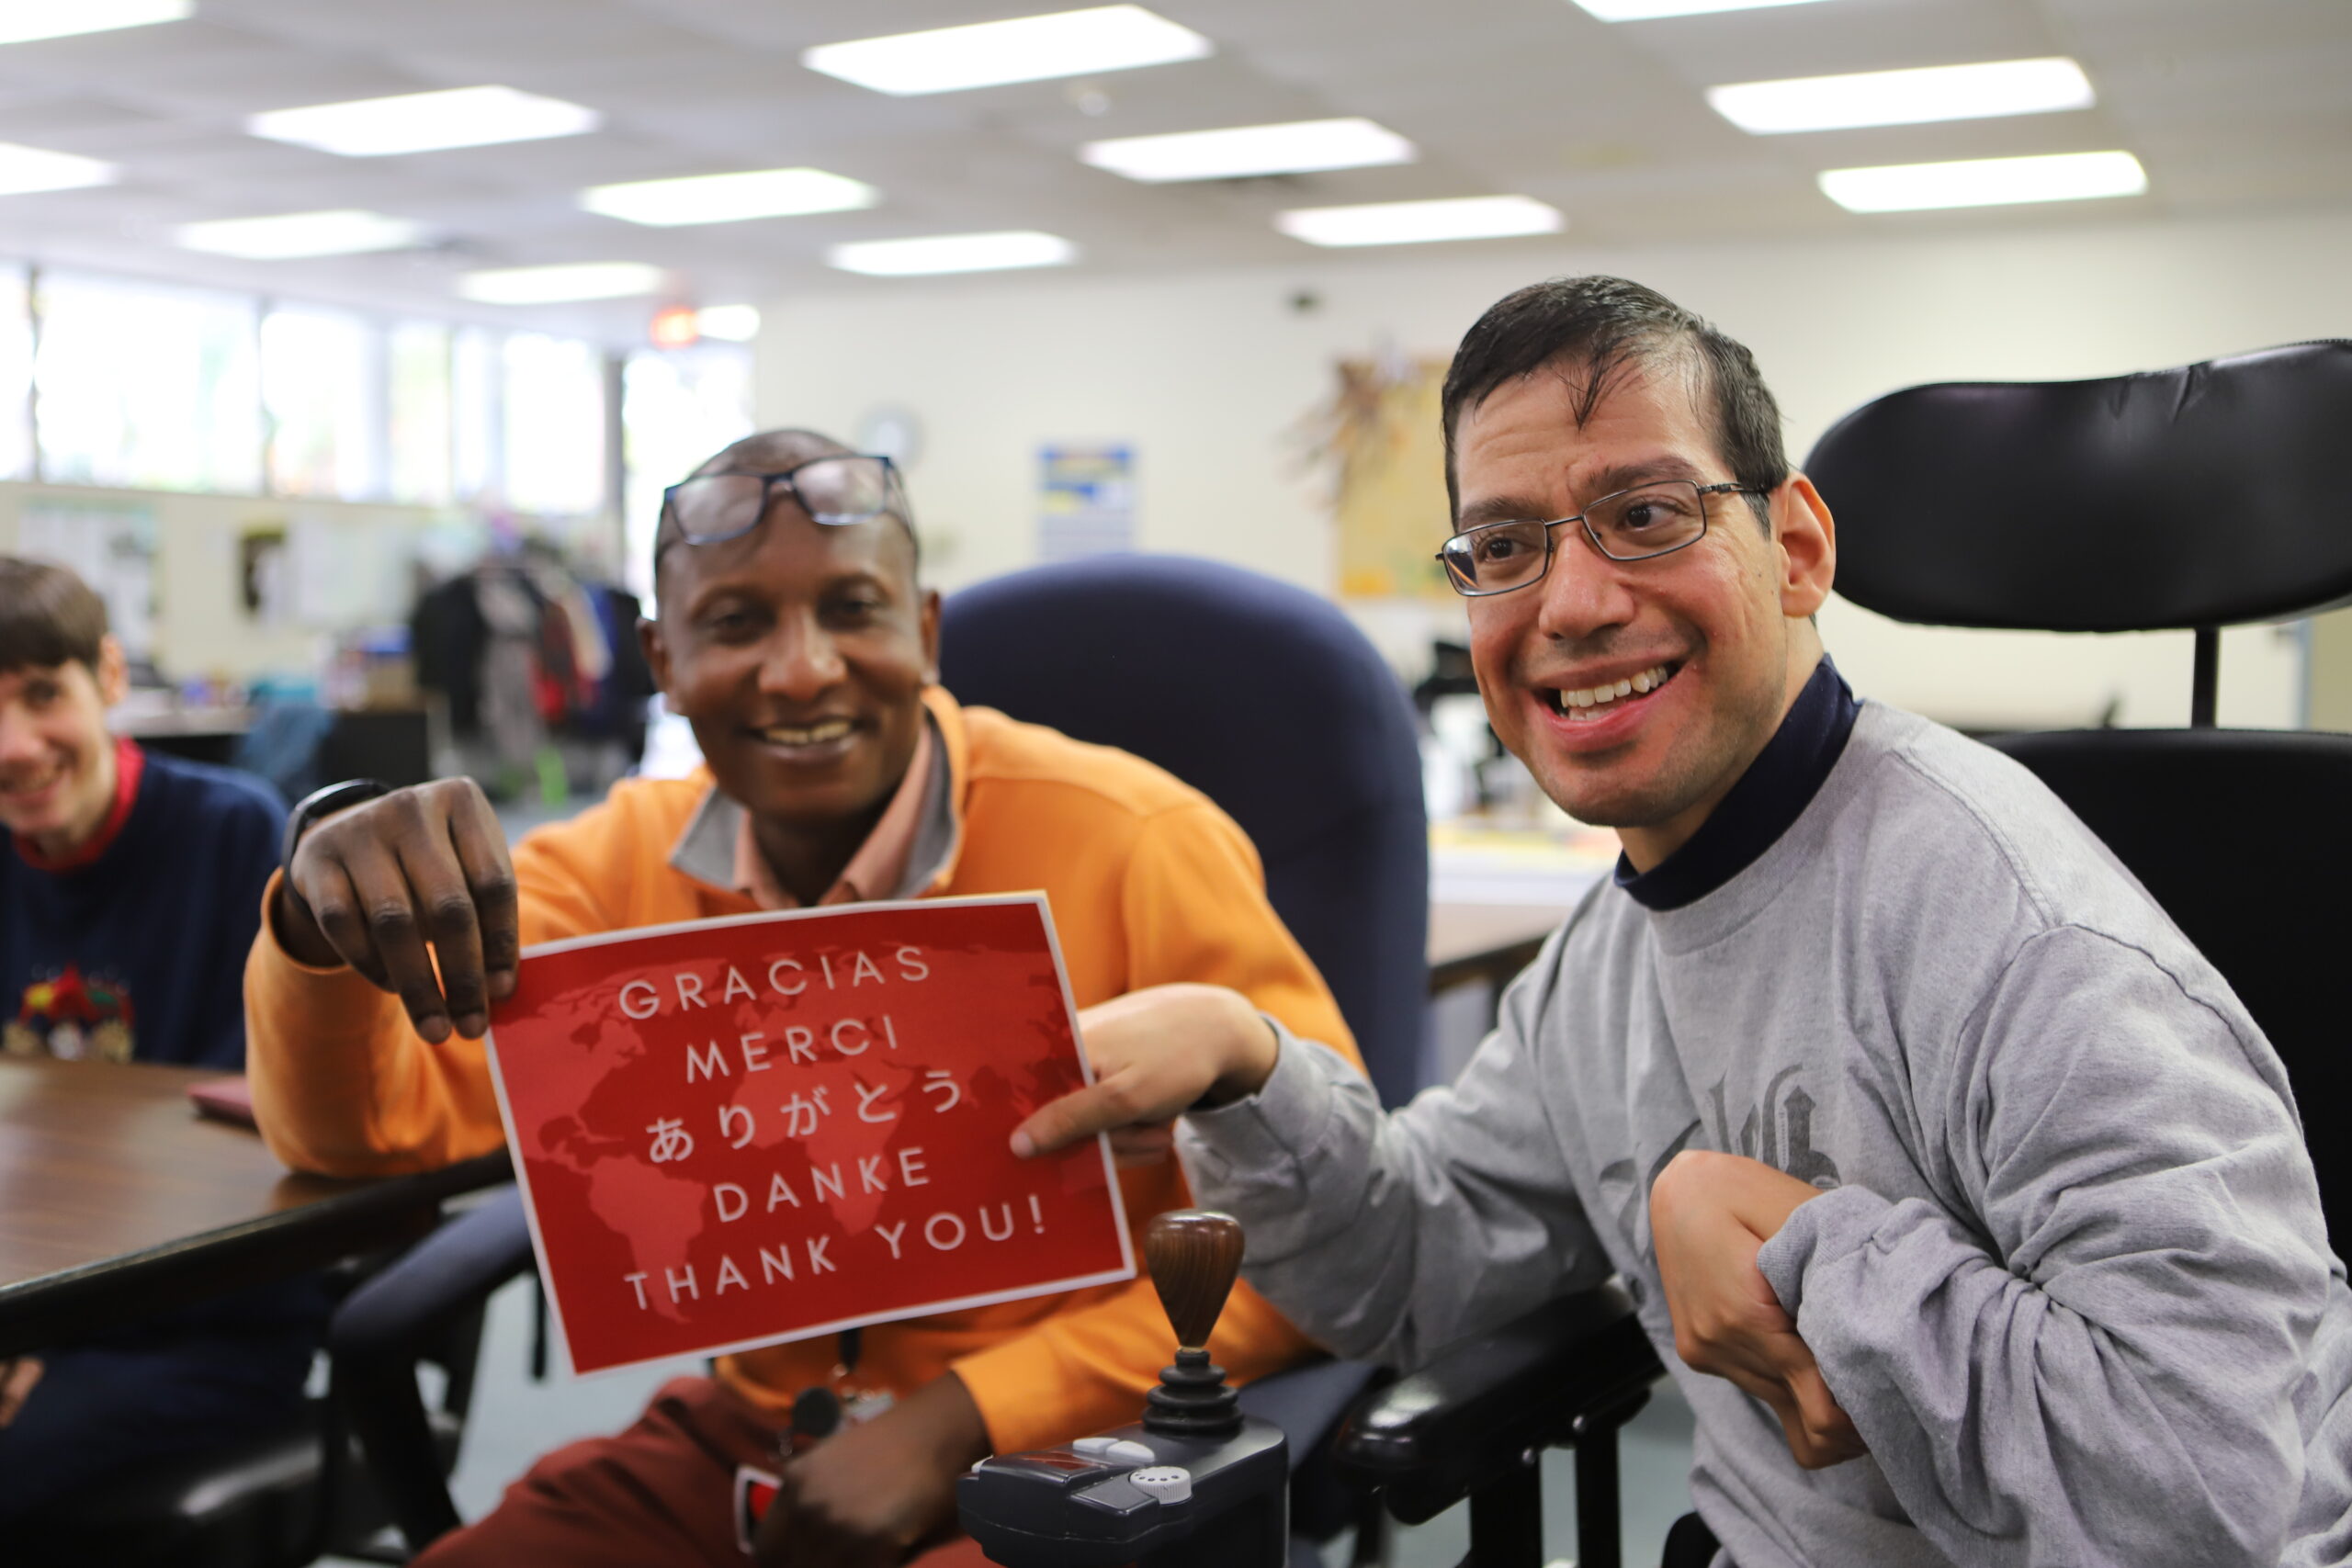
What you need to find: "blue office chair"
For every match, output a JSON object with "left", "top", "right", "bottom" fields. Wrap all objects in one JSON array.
[
  {"left": 938, "top": 553, "right": 1430, "bottom": 1110},
  {"left": 1331, "top": 341, "right": 2352, "bottom": 1568},
  {"left": 940, "top": 552, "right": 1431, "bottom": 1567}
]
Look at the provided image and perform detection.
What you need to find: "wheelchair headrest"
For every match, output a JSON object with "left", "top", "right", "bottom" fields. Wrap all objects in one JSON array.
[{"left": 1806, "top": 340, "right": 2352, "bottom": 632}]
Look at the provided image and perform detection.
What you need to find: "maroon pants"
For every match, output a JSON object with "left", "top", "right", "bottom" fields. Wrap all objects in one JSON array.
[{"left": 417, "top": 1375, "right": 994, "bottom": 1568}]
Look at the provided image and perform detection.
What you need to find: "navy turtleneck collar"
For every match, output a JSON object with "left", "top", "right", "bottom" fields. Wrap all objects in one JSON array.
[{"left": 1614, "top": 655, "right": 1859, "bottom": 912}]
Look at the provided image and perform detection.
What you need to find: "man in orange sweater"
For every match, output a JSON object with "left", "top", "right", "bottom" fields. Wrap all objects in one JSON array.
[{"left": 245, "top": 429, "right": 1359, "bottom": 1568}]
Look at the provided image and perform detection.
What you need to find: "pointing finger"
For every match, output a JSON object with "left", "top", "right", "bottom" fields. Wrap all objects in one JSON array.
[{"left": 1011, "top": 1080, "right": 1143, "bottom": 1158}]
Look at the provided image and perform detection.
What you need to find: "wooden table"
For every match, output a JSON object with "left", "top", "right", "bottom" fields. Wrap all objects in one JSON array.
[
  {"left": 1428, "top": 901, "right": 1577, "bottom": 996},
  {"left": 0, "top": 1057, "right": 509, "bottom": 1358}
]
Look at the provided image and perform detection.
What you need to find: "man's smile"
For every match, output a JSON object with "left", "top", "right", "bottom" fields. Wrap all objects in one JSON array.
[
  {"left": 1520, "top": 657, "right": 1690, "bottom": 756},
  {"left": 0, "top": 759, "right": 70, "bottom": 807},
  {"left": 756, "top": 718, "right": 855, "bottom": 745},
  {"left": 744, "top": 716, "right": 865, "bottom": 762},
  {"left": 1539, "top": 660, "right": 1682, "bottom": 719}
]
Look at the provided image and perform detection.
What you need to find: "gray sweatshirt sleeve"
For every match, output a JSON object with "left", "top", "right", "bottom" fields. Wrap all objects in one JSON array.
[
  {"left": 1176, "top": 961, "right": 1611, "bottom": 1369},
  {"left": 1757, "top": 922, "right": 2335, "bottom": 1568}
]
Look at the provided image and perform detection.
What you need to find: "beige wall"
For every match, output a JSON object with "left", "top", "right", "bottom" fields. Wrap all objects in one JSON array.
[
  {"left": 757, "top": 204, "right": 2352, "bottom": 730},
  {"left": 2307, "top": 609, "right": 2352, "bottom": 733}
]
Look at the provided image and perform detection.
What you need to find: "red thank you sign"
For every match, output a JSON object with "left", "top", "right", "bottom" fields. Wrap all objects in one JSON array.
[{"left": 485, "top": 894, "right": 1134, "bottom": 1374}]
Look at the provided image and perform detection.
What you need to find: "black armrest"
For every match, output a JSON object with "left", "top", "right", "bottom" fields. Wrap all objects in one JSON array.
[
  {"left": 1334, "top": 1283, "right": 1661, "bottom": 1524},
  {"left": 330, "top": 1184, "right": 537, "bottom": 1551},
  {"left": 331, "top": 1185, "right": 534, "bottom": 1360}
]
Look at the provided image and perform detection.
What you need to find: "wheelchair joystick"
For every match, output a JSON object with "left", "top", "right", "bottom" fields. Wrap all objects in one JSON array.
[
  {"left": 957, "top": 1211, "right": 1290, "bottom": 1568},
  {"left": 1143, "top": 1208, "right": 1245, "bottom": 1438}
]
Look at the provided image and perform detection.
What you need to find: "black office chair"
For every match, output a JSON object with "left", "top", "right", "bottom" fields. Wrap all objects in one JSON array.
[
  {"left": 1816, "top": 338, "right": 2352, "bottom": 1255},
  {"left": 941, "top": 553, "right": 1431, "bottom": 1568},
  {"left": 1331, "top": 340, "right": 2352, "bottom": 1568}
]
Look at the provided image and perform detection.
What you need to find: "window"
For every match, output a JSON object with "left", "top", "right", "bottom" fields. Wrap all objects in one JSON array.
[
  {"left": 453, "top": 326, "right": 501, "bottom": 504},
  {"left": 32, "top": 271, "right": 262, "bottom": 493},
  {"left": 0, "top": 265, "right": 29, "bottom": 481},
  {"left": 5, "top": 263, "right": 650, "bottom": 527},
  {"left": 388, "top": 321, "right": 454, "bottom": 505},
  {"left": 262, "top": 305, "right": 385, "bottom": 501},
  {"left": 503, "top": 332, "right": 606, "bottom": 518},
  {"left": 621, "top": 344, "right": 755, "bottom": 595}
]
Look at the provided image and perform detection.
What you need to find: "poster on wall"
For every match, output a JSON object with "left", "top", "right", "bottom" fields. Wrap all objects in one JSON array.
[
  {"left": 17, "top": 502, "right": 160, "bottom": 659},
  {"left": 1300, "top": 355, "right": 1455, "bottom": 602},
  {"left": 282, "top": 516, "right": 417, "bottom": 628},
  {"left": 1036, "top": 444, "right": 1136, "bottom": 561}
]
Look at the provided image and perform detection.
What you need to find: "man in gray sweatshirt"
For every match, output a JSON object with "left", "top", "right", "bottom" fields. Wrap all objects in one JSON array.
[{"left": 1015, "top": 276, "right": 2352, "bottom": 1567}]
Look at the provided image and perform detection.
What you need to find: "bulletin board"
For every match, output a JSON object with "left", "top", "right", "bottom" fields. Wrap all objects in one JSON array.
[{"left": 17, "top": 500, "right": 160, "bottom": 659}]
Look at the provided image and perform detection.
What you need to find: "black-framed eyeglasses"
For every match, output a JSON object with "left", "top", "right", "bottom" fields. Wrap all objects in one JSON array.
[
  {"left": 655, "top": 454, "right": 910, "bottom": 561},
  {"left": 1435, "top": 479, "right": 1765, "bottom": 598}
]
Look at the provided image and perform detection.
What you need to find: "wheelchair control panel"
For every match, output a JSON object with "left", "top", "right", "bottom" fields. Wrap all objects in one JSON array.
[{"left": 959, "top": 1211, "right": 1290, "bottom": 1568}]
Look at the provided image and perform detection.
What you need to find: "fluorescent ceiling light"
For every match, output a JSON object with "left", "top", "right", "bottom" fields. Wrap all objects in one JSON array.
[
  {"left": 1820, "top": 150, "right": 2147, "bottom": 212},
  {"left": 1710, "top": 58, "right": 2093, "bottom": 134},
  {"left": 1081, "top": 118, "right": 1414, "bottom": 183},
  {"left": 0, "top": 141, "right": 117, "bottom": 196},
  {"left": 458, "top": 262, "right": 667, "bottom": 304},
  {"left": 249, "top": 85, "right": 601, "bottom": 158},
  {"left": 582, "top": 167, "right": 878, "bottom": 227},
  {"left": 695, "top": 305, "right": 761, "bottom": 342},
  {"left": 828, "top": 231, "right": 1077, "bottom": 276},
  {"left": 0, "top": 0, "right": 190, "bottom": 46},
  {"left": 1276, "top": 195, "right": 1565, "bottom": 248},
  {"left": 1569, "top": 0, "right": 1839, "bottom": 19},
  {"left": 805, "top": 5, "right": 1210, "bottom": 96},
  {"left": 175, "top": 209, "right": 425, "bottom": 259}
]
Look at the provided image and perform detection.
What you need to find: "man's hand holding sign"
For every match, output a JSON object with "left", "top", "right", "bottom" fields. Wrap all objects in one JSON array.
[{"left": 274, "top": 776, "right": 521, "bottom": 1042}]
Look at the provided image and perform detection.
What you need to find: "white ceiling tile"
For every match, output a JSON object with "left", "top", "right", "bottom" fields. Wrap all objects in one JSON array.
[{"left": 0, "top": 0, "right": 2330, "bottom": 338}]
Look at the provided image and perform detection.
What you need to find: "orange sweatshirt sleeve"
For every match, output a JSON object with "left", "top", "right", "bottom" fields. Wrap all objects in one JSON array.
[
  {"left": 952, "top": 799, "right": 1367, "bottom": 1454},
  {"left": 244, "top": 792, "right": 656, "bottom": 1176}
]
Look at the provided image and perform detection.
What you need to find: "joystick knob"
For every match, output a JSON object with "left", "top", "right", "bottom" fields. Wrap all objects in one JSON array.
[
  {"left": 1147, "top": 1209, "right": 1245, "bottom": 1351},
  {"left": 1142, "top": 1210, "right": 1246, "bottom": 1438}
]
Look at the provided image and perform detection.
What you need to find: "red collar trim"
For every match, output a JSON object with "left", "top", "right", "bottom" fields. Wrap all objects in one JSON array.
[{"left": 14, "top": 736, "right": 145, "bottom": 873}]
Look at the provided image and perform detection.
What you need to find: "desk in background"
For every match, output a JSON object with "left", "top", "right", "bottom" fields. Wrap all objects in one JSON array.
[
  {"left": 115, "top": 705, "right": 254, "bottom": 769},
  {"left": 1428, "top": 815, "right": 1610, "bottom": 996},
  {"left": 1429, "top": 900, "right": 1576, "bottom": 996},
  {"left": 0, "top": 1057, "right": 508, "bottom": 1359},
  {"left": 1422, "top": 819, "right": 1609, "bottom": 1080},
  {"left": 120, "top": 705, "right": 435, "bottom": 789}
]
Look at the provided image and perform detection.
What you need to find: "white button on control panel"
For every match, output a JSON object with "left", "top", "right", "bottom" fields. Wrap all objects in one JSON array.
[
  {"left": 1126, "top": 1466, "right": 1193, "bottom": 1503},
  {"left": 1072, "top": 1437, "right": 1157, "bottom": 1465}
]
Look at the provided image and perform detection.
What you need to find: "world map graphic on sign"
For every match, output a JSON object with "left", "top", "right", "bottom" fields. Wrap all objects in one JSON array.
[{"left": 485, "top": 894, "right": 1135, "bottom": 1374}]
